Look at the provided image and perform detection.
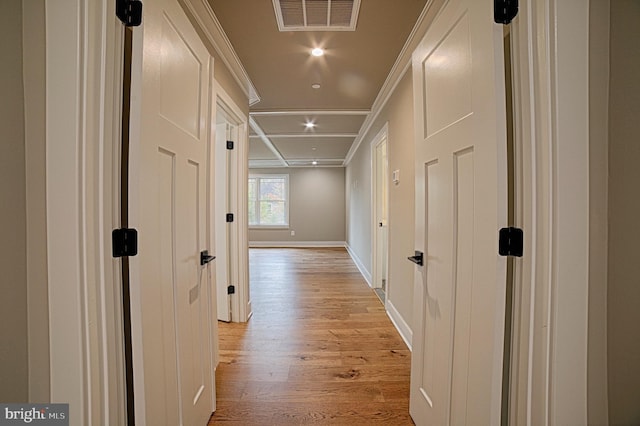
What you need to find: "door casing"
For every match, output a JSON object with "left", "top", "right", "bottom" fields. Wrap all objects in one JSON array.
[
  {"left": 214, "top": 83, "right": 251, "bottom": 323},
  {"left": 371, "top": 124, "right": 390, "bottom": 299}
]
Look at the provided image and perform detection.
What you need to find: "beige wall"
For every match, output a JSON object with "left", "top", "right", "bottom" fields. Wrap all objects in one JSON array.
[
  {"left": 346, "top": 140, "right": 372, "bottom": 271},
  {"left": 383, "top": 72, "right": 415, "bottom": 335},
  {"left": 608, "top": 1, "right": 640, "bottom": 424},
  {"left": 346, "top": 71, "right": 415, "bottom": 333},
  {"left": 249, "top": 167, "right": 346, "bottom": 243},
  {"left": 0, "top": 0, "right": 28, "bottom": 402}
]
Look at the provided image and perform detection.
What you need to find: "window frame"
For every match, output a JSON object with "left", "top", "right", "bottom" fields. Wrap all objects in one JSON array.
[{"left": 248, "top": 174, "right": 290, "bottom": 229}]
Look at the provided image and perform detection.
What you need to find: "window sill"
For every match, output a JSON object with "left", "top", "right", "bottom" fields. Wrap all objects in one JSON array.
[{"left": 249, "top": 226, "right": 290, "bottom": 230}]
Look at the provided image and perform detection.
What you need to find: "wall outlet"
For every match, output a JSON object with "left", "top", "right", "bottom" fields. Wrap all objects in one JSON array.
[{"left": 290, "top": 230, "right": 295, "bottom": 236}]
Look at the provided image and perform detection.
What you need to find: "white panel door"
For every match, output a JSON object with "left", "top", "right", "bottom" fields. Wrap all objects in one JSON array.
[
  {"left": 215, "top": 119, "right": 232, "bottom": 322},
  {"left": 137, "top": 0, "right": 215, "bottom": 424},
  {"left": 410, "top": 0, "right": 508, "bottom": 424}
]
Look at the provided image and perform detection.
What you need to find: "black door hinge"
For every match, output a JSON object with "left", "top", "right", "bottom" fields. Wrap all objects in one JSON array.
[
  {"left": 226, "top": 140, "right": 234, "bottom": 150},
  {"left": 499, "top": 227, "right": 523, "bottom": 257},
  {"left": 112, "top": 228, "right": 138, "bottom": 257},
  {"left": 117, "top": 0, "right": 143, "bottom": 26},
  {"left": 226, "top": 213, "right": 234, "bottom": 223},
  {"left": 494, "top": 0, "right": 518, "bottom": 24},
  {"left": 227, "top": 285, "right": 235, "bottom": 295}
]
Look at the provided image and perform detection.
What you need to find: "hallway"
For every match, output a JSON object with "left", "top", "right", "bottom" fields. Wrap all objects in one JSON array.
[{"left": 209, "top": 248, "right": 413, "bottom": 425}]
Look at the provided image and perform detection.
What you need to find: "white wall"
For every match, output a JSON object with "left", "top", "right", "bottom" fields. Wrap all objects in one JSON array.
[
  {"left": 0, "top": 0, "right": 29, "bottom": 402},
  {"left": 249, "top": 167, "right": 346, "bottom": 244}
]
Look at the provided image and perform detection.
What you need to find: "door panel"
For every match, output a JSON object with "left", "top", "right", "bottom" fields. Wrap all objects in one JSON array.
[
  {"left": 423, "top": 14, "right": 472, "bottom": 137},
  {"left": 157, "top": 149, "right": 180, "bottom": 425},
  {"left": 137, "top": 0, "right": 215, "bottom": 424},
  {"left": 410, "top": 0, "right": 507, "bottom": 424},
  {"left": 450, "top": 147, "right": 474, "bottom": 425}
]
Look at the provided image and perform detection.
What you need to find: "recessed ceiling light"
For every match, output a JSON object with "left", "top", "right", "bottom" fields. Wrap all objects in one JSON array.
[
  {"left": 311, "top": 147, "right": 317, "bottom": 151},
  {"left": 311, "top": 83, "right": 321, "bottom": 89},
  {"left": 312, "top": 161, "right": 318, "bottom": 165},
  {"left": 305, "top": 122, "right": 315, "bottom": 129},
  {"left": 311, "top": 48, "right": 324, "bottom": 57}
]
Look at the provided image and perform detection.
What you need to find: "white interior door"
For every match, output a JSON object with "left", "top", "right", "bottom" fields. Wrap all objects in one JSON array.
[
  {"left": 214, "top": 93, "right": 251, "bottom": 323},
  {"left": 135, "top": 0, "right": 215, "bottom": 423},
  {"left": 410, "top": 0, "right": 508, "bottom": 424},
  {"left": 374, "top": 137, "right": 389, "bottom": 292},
  {"left": 214, "top": 114, "right": 235, "bottom": 322}
]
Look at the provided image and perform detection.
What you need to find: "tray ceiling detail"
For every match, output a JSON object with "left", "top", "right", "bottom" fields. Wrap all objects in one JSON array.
[{"left": 210, "top": 0, "right": 429, "bottom": 168}]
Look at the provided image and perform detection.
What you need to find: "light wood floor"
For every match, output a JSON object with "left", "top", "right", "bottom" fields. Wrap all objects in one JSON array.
[{"left": 208, "top": 248, "right": 413, "bottom": 425}]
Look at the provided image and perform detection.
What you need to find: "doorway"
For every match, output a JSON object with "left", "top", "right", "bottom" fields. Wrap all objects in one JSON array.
[
  {"left": 371, "top": 125, "right": 390, "bottom": 303},
  {"left": 214, "top": 89, "right": 252, "bottom": 323},
  {"left": 215, "top": 104, "right": 238, "bottom": 322}
]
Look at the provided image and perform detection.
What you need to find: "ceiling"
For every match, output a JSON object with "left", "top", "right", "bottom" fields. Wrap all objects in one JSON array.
[{"left": 209, "top": 0, "right": 428, "bottom": 168}]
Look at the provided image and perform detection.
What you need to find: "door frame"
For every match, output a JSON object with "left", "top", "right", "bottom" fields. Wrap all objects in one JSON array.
[
  {"left": 507, "top": 0, "right": 594, "bottom": 423},
  {"left": 42, "top": 0, "right": 127, "bottom": 423},
  {"left": 214, "top": 83, "right": 252, "bottom": 322},
  {"left": 370, "top": 124, "right": 390, "bottom": 297}
]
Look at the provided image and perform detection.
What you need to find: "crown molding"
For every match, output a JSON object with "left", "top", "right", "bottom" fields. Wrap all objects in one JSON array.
[
  {"left": 179, "top": 0, "right": 260, "bottom": 105},
  {"left": 344, "top": 0, "right": 438, "bottom": 165}
]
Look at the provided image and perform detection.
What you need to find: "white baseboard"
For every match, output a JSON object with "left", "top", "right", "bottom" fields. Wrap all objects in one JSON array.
[
  {"left": 249, "top": 241, "right": 346, "bottom": 248},
  {"left": 345, "top": 243, "right": 372, "bottom": 287},
  {"left": 386, "top": 299, "right": 413, "bottom": 351}
]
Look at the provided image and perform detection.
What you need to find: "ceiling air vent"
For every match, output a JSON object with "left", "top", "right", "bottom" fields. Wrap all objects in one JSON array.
[{"left": 273, "top": 0, "right": 361, "bottom": 31}]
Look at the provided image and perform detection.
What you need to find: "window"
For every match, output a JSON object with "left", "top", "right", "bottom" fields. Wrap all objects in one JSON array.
[{"left": 248, "top": 174, "right": 289, "bottom": 227}]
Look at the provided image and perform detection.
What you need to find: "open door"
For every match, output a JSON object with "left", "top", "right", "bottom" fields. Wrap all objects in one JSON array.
[
  {"left": 214, "top": 108, "right": 236, "bottom": 322},
  {"left": 214, "top": 94, "right": 251, "bottom": 323},
  {"left": 409, "top": 0, "right": 508, "bottom": 424},
  {"left": 372, "top": 127, "right": 389, "bottom": 301},
  {"left": 131, "top": 0, "right": 217, "bottom": 423}
]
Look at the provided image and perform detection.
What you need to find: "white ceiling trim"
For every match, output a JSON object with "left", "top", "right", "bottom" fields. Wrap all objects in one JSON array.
[
  {"left": 288, "top": 164, "right": 345, "bottom": 168},
  {"left": 249, "top": 160, "right": 344, "bottom": 169},
  {"left": 249, "top": 133, "right": 358, "bottom": 139},
  {"left": 343, "top": 0, "right": 437, "bottom": 165},
  {"left": 249, "top": 159, "right": 286, "bottom": 168},
  {"left": 180, "top": 0, "right": 261, "bottom": 105},
  {"left": 249, "top": 117, "right": 288, "bottom": 167},
  {"left": 250, "top": 110, "right": 370, "bottom": 116}
]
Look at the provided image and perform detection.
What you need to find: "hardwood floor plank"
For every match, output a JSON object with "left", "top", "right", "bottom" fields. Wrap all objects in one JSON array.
[
  {"left": 210, "top": 401, "right": 412, "bottom": 425},
  {"left": 209, "top": 248, "right": 414, "bottom": 425}
]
